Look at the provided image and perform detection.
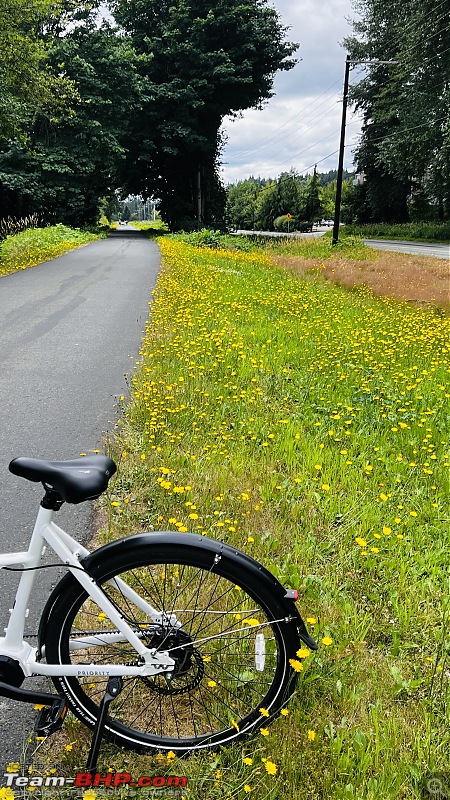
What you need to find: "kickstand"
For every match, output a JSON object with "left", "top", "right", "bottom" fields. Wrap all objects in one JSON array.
[{"left": 86, "top": 676, "right": 123, "bottom": 775}]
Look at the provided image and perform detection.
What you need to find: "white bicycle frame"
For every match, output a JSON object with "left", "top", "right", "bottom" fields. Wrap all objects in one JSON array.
[{"left": 0, "top": 503, "right": 176, "bottom": 680}]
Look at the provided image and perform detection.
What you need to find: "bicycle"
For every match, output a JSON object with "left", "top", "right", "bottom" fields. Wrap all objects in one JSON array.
[{"left": 0, "top": 453, "right": 317, "bottom": 767}]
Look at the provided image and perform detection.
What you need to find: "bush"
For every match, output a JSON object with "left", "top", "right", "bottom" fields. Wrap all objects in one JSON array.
[{"left": 273, "top": 215, "right": 301, "bottom": 232}]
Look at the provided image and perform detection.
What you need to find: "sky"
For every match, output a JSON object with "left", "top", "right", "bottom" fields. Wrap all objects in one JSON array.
[{"left": 220, "top": 0, "right": 364, "bottom": 185}]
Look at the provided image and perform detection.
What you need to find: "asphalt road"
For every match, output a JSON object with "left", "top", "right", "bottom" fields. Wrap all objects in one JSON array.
[
  {"left": 0, "top": 228, "right": 160, "bottom": 766},
  {"left": 363, "top": 238, "right": 450, "bottom": 259}
]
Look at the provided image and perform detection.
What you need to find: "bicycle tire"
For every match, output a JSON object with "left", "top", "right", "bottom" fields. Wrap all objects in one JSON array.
[{"left": 43, "top": 532, "right": 304, "bottom": 754}]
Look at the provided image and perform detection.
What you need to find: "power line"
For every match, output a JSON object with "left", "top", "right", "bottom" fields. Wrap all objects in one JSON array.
[
  {"left": 275, "top": 120, "right": 361, "bottom": 171},
  {"left": 229, "top": 97, "right": 345, "bottom": 164},
  {"left": 228, "top": 78, "right": 343, "bottom": 160},
  {"left": 347, "top": 114, "right": 449, "bottom": 149}
]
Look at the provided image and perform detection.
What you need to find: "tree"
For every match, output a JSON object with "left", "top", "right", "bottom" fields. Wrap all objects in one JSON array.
[
  {"left": 0, "top": 0, "right": 98, "bottom": 142},
  {"left": 321, "top": 178, "right": 354, "bottom": 222},
  {"left": 303, "top": 167, "right": 322, "bottom": 223},
  {"left": 226, "top": 179, "right": 261, "bottom": 229},
  {"left": 0, "top": 23, "right": 140, "bottom": 226},
  {"left": 344, "top": 0, "right": 450, "bottom": 221},
  {"left": 254, "top": 181, "right": 279, "bottom": 230},
  {"left": 109, "top": 0, "right": 298, "bottom": 230}
]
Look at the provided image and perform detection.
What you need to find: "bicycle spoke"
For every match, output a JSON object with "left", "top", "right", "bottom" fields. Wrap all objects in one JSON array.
[{"left": 48, "top": 543, "right": 299, "bottom": 751}]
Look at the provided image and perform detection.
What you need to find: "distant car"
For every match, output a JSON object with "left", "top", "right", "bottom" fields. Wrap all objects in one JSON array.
[{"left": 320, "top": 219, "right": 334, "bottom": 227}]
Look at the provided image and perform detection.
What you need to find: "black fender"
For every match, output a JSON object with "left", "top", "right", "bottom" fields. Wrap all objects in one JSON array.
[{"left": 38, "top": 531, "right": 317, "bottom": 653}]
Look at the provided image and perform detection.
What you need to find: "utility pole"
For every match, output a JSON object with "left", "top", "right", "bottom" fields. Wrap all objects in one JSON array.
[
  {"left": 332, "top": 55, "right": 351, "bottom": 245},
  {"left": 332, "top": 57, "right": 397, "bottom": 245},
  {"left": 197, "top": 167, "right": 203, "bottom": 229}
]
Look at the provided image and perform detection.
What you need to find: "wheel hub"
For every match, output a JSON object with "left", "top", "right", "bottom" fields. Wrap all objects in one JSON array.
[{"left": 140, "top": 626, "right": 204, "bottom": 695}]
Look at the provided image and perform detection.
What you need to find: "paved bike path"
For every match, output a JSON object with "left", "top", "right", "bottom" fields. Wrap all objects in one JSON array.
[{"left": 0, "top": 229, "right": 160, "bottom": 765}]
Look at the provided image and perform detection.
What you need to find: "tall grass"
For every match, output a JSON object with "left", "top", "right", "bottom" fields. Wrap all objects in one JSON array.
[
  {"left": 345, "top": 221, "right": 450, "bottom": 243},
  {"left": 0, "top": 213, "right": 43, "bottom": 240},
  {"left": 0, "top": 224, "right": 101, "bottom": 277},
  {"left": 28, "top": 238, "right": 449, "bottom": 799},
  {"left": 177, "top": 229, "right": 375, "bottom": 259}
]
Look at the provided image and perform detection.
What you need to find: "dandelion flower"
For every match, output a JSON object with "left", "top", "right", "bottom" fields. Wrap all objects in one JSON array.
[
  {"left": 355, "top": 537, "right": 367, "bottom": 547},
  {"left": 321, "top": 636, "right": 333, "bottom": 646},
  {"left": 0, "top": 788, "right": 16, "bottom": 799}
]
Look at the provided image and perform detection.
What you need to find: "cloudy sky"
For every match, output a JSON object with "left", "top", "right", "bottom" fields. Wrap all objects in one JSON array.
[{"left": 221, "top": 0, "right": 364, "bottom": 184}]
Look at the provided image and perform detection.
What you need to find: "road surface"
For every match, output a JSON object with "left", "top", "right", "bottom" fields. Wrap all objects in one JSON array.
[
  {"left": 0, "top": 228, "right": 160, "bottom": 766},
  {"left": 362, "top": 238, "right": 449, "bottom": 259}
]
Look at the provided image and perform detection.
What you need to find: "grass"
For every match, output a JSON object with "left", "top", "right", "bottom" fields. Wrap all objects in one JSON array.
[
  {"left": 260, "top": 231, "right": 375, "bottom": 260},
  {"left": 273, "top": 249, "right": 450, "bottom": 311},
  {"left": 19, "top": 237, "right": 449, "bottom": 799},
  {"left": 345, "top": 221, "right": 450, "bottom": 243},
  {"left": 0, "top": 224, "right": 103, "bottom": 277},
  {"left": 177, "top": 230, "right": 374, "bottom": 260},
  {"left": 131, "top": 220, "right": 169, "bottom": 234}
]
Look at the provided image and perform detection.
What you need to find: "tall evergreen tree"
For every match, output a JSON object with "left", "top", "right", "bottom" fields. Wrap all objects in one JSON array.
[
  {"left": 344, "top": 0, "right": 450, "bottom": 221},
  {"left": 304, "top": 167, "right": 322, "bottom": 223}
]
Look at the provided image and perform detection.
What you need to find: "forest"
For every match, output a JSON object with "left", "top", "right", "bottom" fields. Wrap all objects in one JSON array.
[{"left": 225, "top": 169, "right": 356, "bottom": 231}]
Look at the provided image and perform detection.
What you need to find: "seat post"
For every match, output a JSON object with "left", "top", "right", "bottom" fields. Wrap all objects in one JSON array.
[{"left": 41, "top": 486, "right": 64, "bottom": 511}]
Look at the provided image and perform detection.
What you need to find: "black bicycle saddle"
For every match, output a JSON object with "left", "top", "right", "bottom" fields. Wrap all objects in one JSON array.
[{"left": 9, "top": 455, "right": 117, "bottom": 504}]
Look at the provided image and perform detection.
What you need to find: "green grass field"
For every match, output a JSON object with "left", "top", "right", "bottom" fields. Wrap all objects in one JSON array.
[{"left": 28, "top": 237, "right": 449, "bottom": 799}]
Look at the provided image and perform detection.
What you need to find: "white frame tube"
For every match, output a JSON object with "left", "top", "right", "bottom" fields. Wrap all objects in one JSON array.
[{"left": 0, "top": 506, "right": 175, "bottom": 675}]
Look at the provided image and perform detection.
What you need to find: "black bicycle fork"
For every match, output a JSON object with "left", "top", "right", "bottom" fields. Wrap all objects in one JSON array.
[{"left": 0, "top": 669, "right": 124, "bottom": 775}]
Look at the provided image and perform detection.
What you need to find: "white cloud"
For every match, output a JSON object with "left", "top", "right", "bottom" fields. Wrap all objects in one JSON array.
[{"left": 221, "top": 0, "right": 364, "bottom": 184}]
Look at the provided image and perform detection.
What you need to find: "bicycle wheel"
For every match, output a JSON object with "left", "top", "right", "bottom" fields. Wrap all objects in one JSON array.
[{"left": 43, "top": 532, "right": 305, "bottom": 754}]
